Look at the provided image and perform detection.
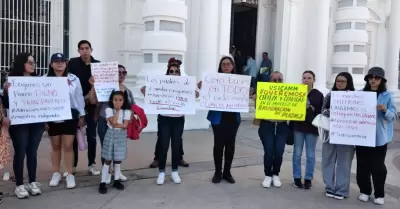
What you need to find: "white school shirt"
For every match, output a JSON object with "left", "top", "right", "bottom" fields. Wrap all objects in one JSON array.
[
  {"left": 43, "top": 73, "right": 86, "bottom": 122},
  {"left": 105, "top": 108, "right": 131, "bottom": 129}
]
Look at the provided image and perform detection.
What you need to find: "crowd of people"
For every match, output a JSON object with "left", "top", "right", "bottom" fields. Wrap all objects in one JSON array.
[{"left": 0, "top": 40, "right": 396, "bottom": 206}]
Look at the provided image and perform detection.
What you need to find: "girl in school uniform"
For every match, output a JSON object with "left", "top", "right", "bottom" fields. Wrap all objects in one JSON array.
[{"left": 98, "top": 91, "right": 131, "bottom": 194}]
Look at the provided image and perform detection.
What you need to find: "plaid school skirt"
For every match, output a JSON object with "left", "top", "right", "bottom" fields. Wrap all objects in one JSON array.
[{"left": 101, "top": 128, "right": 127, "bottom": 161}]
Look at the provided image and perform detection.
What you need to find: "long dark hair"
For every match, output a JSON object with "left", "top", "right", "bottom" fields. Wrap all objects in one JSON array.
[
  {"left": 363, "top": 79, "right": 387, "bottom": 93},
  {"left": 108, "top": 90, "right": 130, "bottom": 110},
  {"left": 218, "top": 56, "right": 236, "bottom": 74},
  {"left": 165, "top": 63, "right": 181, "bottom": 76},
  {"left": 8, "top": 53, "right": 38, "bottom": 76},
  {"left": 332, "top": 72, "right": 355, "bottom": 91},
  {"left": 47, "top": 62, "right": 68, "bottom": 77}
]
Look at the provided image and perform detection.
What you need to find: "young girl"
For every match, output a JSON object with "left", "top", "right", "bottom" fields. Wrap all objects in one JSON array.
[{"left": 98, "top": 91, "right": 131, "bottom": 194}]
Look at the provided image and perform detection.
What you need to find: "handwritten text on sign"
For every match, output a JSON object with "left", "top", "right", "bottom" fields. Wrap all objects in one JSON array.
[
  {"left": 329, "top": 91, "right": 376, "bottom": 147},
  {"left": 91, "top": 62, "right": 119, "bottom": 102},
  {"left": 8, "top": 77, "right": 72, "bottom": 125},
  {"left": 199, "top": 73, "right": 251, "bottom": 112},
  {"left": 255, "top": 83, "right": 307, "bottom": 121},
  {"left": 144, "top": 75, "right": 196, "bottom": 114}
]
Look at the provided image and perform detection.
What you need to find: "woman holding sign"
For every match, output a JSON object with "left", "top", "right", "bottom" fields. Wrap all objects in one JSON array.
[
  {"left": 2, "top": 53, "right": 45, "bottom": 199},
  {"left": 198, "top": 56, "right": 241, "bottom": 184},
  {"left": 45, "top": 53, "right": 86, "bottom": 189},
  {"left": 356, "top": 67, "right": 396, "bottom": 205},
  {"left": 321, "top": 72, "right": 355, "bottom": 200},
  {"left": 292, "top": 71, "right": 324, "bottom": 190}
]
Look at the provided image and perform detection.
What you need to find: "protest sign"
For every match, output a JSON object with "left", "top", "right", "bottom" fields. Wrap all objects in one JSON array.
[
  {"left": 91, "top": 62, "right": 119, "bottom": 102},
  {"left": 7, "top": 76, "right": 71, "bottom": 125},
  {"left": 144, "top": 75, "right": 196, "bottom": 114},
  {"left": 255, "top": 83, "right": 307, "bottom": 120},
  {"left": 329, "top": 91, "right": 376, "bottom": 147},
  {"left": 199, "top": 73, "right": 251, "bottom": 112}
]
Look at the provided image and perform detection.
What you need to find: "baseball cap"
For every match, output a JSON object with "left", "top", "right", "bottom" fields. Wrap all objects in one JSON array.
[
  {"left": 168, "top": 57, "right": 182, "bottom": 66},
  {"left": 50, "top": 53, "right": 67, "bottom": 62}
]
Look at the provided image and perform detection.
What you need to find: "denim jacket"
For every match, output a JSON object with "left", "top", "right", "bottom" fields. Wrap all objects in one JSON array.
[
  {"left": 322, "top": 91, "right": 397, "bottom": 146},
  {"left": 375, "top": 91, "right": 397, "bottom": 146}
]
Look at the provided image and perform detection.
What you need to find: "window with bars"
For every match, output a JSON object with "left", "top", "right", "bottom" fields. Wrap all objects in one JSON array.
[{"left": 1, "top": 0, "right": 65, "bottom": 87}]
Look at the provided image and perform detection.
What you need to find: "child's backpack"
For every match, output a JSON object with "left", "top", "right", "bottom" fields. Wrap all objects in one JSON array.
[{"left": 127, "top": 104, "right": 148, "bottom": 140}]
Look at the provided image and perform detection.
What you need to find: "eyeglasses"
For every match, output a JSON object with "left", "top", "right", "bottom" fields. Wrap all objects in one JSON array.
[
  {"left": 271, "top": 78, "right": 283, "bottom": 82},
  {"left": 27, "top": 61, "right": 36, "bottom": 66},
  {"left": 169, "top": 70, "right": 180, "bottom": 74},
  {"left": 119, "top": 71, "right": 127, "bottom": 76},
  {"left": 221, "top": 62, "right": 232, "bottom": 67},
  {"left": 335, "top": 80, "right": 347, "bottom": 83}
]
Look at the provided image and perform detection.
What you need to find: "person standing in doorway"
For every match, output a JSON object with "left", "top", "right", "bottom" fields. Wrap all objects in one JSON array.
[
  {"left": 257, "top": 52, "right": 273, "bottom": 83},
  {"left": 356, "top": 67, "right": 396, "bottom": 205},
  {"left": 145, "top": 57, "right": 189, "bottom": 168},
  {"left": 68, "top": 40, "right": 101, "bottom": 176},
  {"left": 292, "top": 71, "right": 324, "bottom": 190},
  {"left": 244, "top": 55, "right": 257, "bottom": 90}
]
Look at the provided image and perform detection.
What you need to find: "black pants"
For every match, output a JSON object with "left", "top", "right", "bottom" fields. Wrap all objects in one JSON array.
[
  {"left": 212, "top": 122, "right": 239, "bottom": 174},
  {"left": 356, "top": 144, "right": 387, "bottom": 198},
  {"left": 9, "top": 123, "right": 45, "bottom": 186},
  {"left": 154, "top": 115, "right": 184, "bottom": 161},
  {"left": 73, "top": 110, "right": 98, "bottom": 167},
  {"left": 158, "top": 116, "right": 184, "bottom": 171}
]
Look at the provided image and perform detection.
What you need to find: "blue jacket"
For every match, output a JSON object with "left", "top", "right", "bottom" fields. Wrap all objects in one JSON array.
[
  {"left": 375, "top": 91, "right": 397, "bottom": 146},
  {"left": 207, "top": 110, "right": 241, "bottom": 125}
]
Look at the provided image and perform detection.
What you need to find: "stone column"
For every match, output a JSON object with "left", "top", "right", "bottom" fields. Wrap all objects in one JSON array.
[
  {"left": 255, "top": 0, "right": 274, "bottom": 67},
  {"left": 87, "top": 0, "right": 106, "bottom": 60},
  {"left": 385, "top": 0, "right": 400, "bottom": 91},
  {"left": 218, "top": 0, "right": 232, "bottom": 56},
  {"left": 196, "top": 0, "right": 220, "bottom": 79},
  {"left": 306, "top": 0, "right": 330, "bottom": 90}
]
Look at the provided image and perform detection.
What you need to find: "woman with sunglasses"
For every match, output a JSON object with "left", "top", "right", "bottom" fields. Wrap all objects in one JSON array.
[
  {"left": 356, "top": 67, "right": 396, "bottom": 205},
  {"left": 89, "top": 64, "right": 134, "bottom": 183},
  {"left": 2, "top": 53, "right": 45, "bottom": 198},
  {"left": 45, "top": 53, "right": 85, "bottom": 189}
]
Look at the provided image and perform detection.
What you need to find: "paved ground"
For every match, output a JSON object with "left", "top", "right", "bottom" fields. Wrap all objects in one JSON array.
[{"left": 1, "top": 120, "right": 400, "bottom": 208}]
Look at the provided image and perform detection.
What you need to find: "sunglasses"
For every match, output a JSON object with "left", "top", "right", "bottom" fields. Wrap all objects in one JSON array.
[
  {"left": 169, "top": 69, "right": 180, "bottom": 74},
  {"left": 119, "top": 71, "right": 127, "bottom": 76},
  {"left": 368, "top": 75, "right": 382, "bottom": 80},
  {"left": 271, "top": 78, "right": 283, "bottom": 82}
]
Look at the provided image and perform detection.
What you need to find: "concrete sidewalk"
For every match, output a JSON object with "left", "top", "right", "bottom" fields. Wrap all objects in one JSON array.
[{"left": 1, "top": 163, "right": 399, "bottom": 209}]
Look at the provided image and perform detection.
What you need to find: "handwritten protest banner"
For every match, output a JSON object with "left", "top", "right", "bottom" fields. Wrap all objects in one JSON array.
[
  {"left": 255, "top": 83, "right": 307, "bottom": 120},
  {"left": 91, "top": 62, "right": 119, "bottom": 101},
  {"left": 199, "top": 73, "right": 251, "bottom": 112},
  {"left": 144, "top": 75, "right": 196, "bottom": 114},
  {"left": 329, "top": 91, "right": 376, "bottom": 147},
  {"left": 8, "top": 77, "right": 71, "bottom": 125}
]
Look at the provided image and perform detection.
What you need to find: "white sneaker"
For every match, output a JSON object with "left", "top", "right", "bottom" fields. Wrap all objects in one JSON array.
[
  {"left": 358, "top": 193, "right": 370, "bottom": 202},
  {"left": 27, "top": 182, "right": 41, "bottom": 196},
  {"left": 106, "top": 172, "right": 112, "bottom": 185},
  {"left": 49, "top": 172, "right": 61, "bottom": 187},
  {"left": 171, "top": 171, "right": 181, "bottom": 184},
  {"left": 272, "top": 175, "right": 282, "bottom": 188},
  {"left": 262, "top": 176, "right": 272, "bottom": 188},
  {"left": 63, "top": 171, "right": 68, "bottom": 178},
  {"left": 156, "top": 172, "right": 165, "bottom": 185},
  {"left": 120, "top": 172, "right": 128, "bottom": 182},
  {"left": 14, "top": 185, "right": 29, "bottom": 199},
  {"left": 88, "top": 165, "right": 100, "bottom": 176},
  {"left": 66, "top": 174, "right": 76, "bottom": 189},
  {"left": 373, "top": 198, "right": 384, "bottom": 205}
]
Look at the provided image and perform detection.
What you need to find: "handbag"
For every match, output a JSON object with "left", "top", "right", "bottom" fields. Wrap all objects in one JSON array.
[
  {"left": 311, "top": 111, "right": 330, "bottom": 143},
  {"left": 76, "top": 127, "right": 87, "bottom": 151}
]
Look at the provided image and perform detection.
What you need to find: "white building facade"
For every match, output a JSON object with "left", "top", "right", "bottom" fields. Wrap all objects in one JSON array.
[{"left": 1, "top": 0, "right": 399, "bottom": 131}]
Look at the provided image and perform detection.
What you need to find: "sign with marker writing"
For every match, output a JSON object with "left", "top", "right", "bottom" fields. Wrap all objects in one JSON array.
[
  {"left": 144, "top": 75, "right": 196, "bottom": 114},
  {"left": 8, "top": 76, "right": 72, "bottom": 125},
  {"left": 199, "top": 73, "right": 251, "bottom": 112},
  {"left": 255, "top": 83, "right": 307, "bottom": 120},
  {"left": 329, "top": 91, "right": 376, "bottom": 147},
  {"left": 91, "top": 62, "right": 119, "bottom": 102}
]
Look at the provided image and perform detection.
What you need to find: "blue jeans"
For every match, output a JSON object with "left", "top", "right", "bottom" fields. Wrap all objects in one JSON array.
[
  {"left": 9, "top": 123, "right": 45, "bottom": 186},
  {"left": 258, "top": 121, "right": 289, "bottom": 177},
  {"left": 292, "top": 131, "right": 318, "bottom": 180}
]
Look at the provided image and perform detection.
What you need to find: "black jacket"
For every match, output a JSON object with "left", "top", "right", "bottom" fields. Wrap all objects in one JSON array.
[{"left": 67, "top": 56, "right": 100, "bottom": 97}]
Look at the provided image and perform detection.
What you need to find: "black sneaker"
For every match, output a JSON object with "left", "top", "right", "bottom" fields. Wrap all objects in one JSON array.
[
  {"left": 333, "top": 194, "right": 344, "bottom": 200},
  {"left": 222, "top": 173, "right": 235, "bottom": 184},
  {"left": 212, "top": 172, "right": 222, "bottom": 184},
  {"left": 113, "top": 180, "right": 125, "bottom": 190},
  {"left": 304, "top": 179, "right": 312, "bottom": 189},
  {"left": 0, "top": 192, "right": 3, "bottom": 198},
  {"left": 99, "top": 183, "right": 107, "bottom": 194},
  {"left": 325, "top": 191, "right": 335, "bottom": 198},
  {"left": 294, "top": 178, "right": 303, "bottom": 188}
]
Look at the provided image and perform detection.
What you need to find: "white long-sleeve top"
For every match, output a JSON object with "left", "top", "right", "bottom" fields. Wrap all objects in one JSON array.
[{"left": 43, "top": 73, "right": 86, "bottom": 117}]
